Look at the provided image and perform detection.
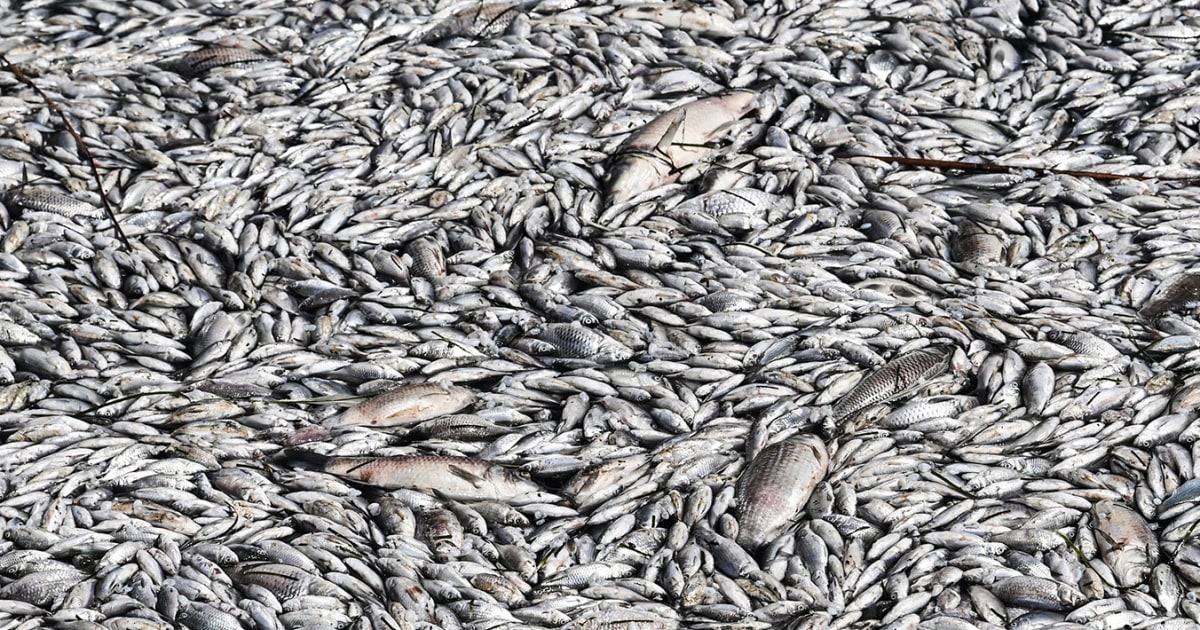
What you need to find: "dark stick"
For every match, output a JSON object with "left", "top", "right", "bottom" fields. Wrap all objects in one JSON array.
[
  {"left": 833, "top": 152, "right": 1200, "bottom": 185},
  {"left": 1, "top": 54, "right": 131, "bottom": 248}
]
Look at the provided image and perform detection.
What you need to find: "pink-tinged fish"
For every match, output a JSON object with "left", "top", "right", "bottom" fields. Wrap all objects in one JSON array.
[
  {"left": 604, "top": 91, "right": 757, "bottom": 206},
  {"left": 1093, "top": 500, "right": 1158, "bottom": 587},
  {"left": 316, "top": 454, "right": 542, "bottom": 502},
  {"left": 327, "top": 382, "right": 476, "bottom": 429},
  {"left": 735, "top": 434, "right": 828, "bottom": 550}
]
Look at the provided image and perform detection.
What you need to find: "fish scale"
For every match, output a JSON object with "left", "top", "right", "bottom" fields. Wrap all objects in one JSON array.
[{"left": 833, "top": 344, "right": 957, "bottom": 421}]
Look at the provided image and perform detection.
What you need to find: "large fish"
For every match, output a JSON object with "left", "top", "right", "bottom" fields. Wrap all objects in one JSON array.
[
  {"left": 833, "top": 343, "right": 958, "bottom": 422},
  {"left": 1093, "top": 500, "right": 1158, "bottom": 587},
  {"left": 326, "top": 382, "right": 477, "bottom": 429},
  {"left": 735, "top": 433, "right": 829, "bottom": 551},
  {"left": 294, "top": 453, "right": 544, "bottom": 502},
  {"left": 604, "top": 91, "right": 757, "bottom": 207}
]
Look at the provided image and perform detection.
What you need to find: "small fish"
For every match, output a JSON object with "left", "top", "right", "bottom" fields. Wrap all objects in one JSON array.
[
  {"left": 532, "top": 322, "right": 634, "bottom": 364},
  {"left": 988, "top": 575, "right": 1085, "bottom": 611},
  {"left": 671, "top": 188, "right": 784, "bottom": 234}
]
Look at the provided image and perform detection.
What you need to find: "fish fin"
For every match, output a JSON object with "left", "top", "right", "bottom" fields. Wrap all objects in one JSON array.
[
  {"left": 448, "top": 465, "right": 487, "bottom": 488},
  {"left": 654, "top": 109, "right": 685, "bottom": 157}
]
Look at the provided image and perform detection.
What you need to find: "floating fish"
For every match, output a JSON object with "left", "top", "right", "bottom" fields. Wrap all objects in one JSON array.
[
  {"left": 735, "top": 433, "right": 829, "bottom": 551},
  {"left": 604, "top": 91, "right": 757, "bottom": 207},
  {"left": 833, "top": 343, "right": 959, "bottom": 422},
  {"left": 327, "top": 382, "right": 477, "bottom": 429},
  {"left": 294, "top": 452, "right": 544, "bottom": 502}
]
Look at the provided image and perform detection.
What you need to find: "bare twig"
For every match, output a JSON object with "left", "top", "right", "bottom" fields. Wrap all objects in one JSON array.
[
  {"left": 834, "top": 152, "right": 1200, "bottom": 185},
  {"left": 1, "top": 54, "right": 131, "bottom": 248}
]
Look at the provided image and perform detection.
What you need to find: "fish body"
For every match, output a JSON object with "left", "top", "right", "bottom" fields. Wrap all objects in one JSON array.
[
  {"left": 317, "top": 454, "right": 542, "bottom": 501},
  {"left": 735, "top": 433, "right": 829, "bottom": 550},
  {"left": 534, "top": 322, "right": 634, "bottom": 363},
  {"left": 174, "top": 45, "right": 273, "bottom": 75},
  {"left": 671, "top": 188, "right": 783, "bottom": 234},
  {"left": 1093, "top": 500, "right": 1158, "bottom": 587},
  {"left": 989, "top": 576, "right": 1085, "bottom": 611},
  {"left": 606, "top": 91, "right": 757, "bottom": 206},
  {"left": 328, "top": 382, "right": 477, "bottom": 428},
  {"left": 415, "top": 1, "right": 527, "bottom": 42},
  {"left": 1, "top": 188, "right": 103, "bottom": 219},
  {"left": 1140, "top": 273, "right": 1200, "bottom": 320},
  {"left": 833, "top": 343, "right": 957, "bottom": 421}
]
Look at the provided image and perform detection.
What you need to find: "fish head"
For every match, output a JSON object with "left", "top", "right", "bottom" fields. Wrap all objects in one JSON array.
[{"left": 493, "top": 467, "right": 544, "bottom": 497}]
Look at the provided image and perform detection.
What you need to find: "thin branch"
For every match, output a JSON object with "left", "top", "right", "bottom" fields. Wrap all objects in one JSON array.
[
  {"left": 1, "top": 54, "right": 131, "bottom": 249},
  {"left": 834, "top": 152, "right": 1200, "bottom": 185}
]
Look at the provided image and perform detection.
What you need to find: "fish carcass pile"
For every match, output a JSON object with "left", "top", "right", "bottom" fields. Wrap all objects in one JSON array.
[{"left": 3, "top": 0, "right": 1200, "bottom": 627}]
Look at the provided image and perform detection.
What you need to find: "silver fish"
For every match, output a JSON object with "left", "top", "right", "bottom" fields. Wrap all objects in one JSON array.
[
  {"left": 298, "top": 453, "right": 544, "bottom": 502},
  {"left": 327, "top": 382, "right": 477, "bottom": 429}
]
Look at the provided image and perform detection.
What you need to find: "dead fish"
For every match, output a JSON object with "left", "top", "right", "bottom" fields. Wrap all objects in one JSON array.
[
  {"left": 1139, "top": 273, "right": 1200, "bottom": 320},
  {"left": 533, "top": 322, "right": 634, "bottom": 364},
  {"left": 1092, "top": 500, "right": 1158, "bottom": 587},
  {"left": 0, "top": 566, "right": 86, "bottom": 606},
  {"left": 294, "top": 452, "right": 543, "bottom": 502},
  {"left": 614, "top": 4, "right": 741, "bottom": 37},
  {"left": 670, "top": 188, "right": 784, "bottom": 234},
  {"left": 736, "top": 433, "right": 829, "bottom": 551},
  {"left": 605, "top": 91, "right": 757, "bottom": 206},
  {"left": 988, "top": 575, "right": 1085, "bottom": 611},
  {"left": 327, "top": 382, "right": 477, "bottom": 429},
  {"left": 833, "top": 343, "right": 958, "bottom": 421},
  {"left": 172, "top": 44, "right": 273, "bottom": 75},
  {"left": 1, "top": 187, "right": 103, "bottom": 219},
  {"left": 415, "top": 0, "right": 529, "bottom": 42},
  {"left": 951, "top": 219, "right": 1003, "bottom": 266}
]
